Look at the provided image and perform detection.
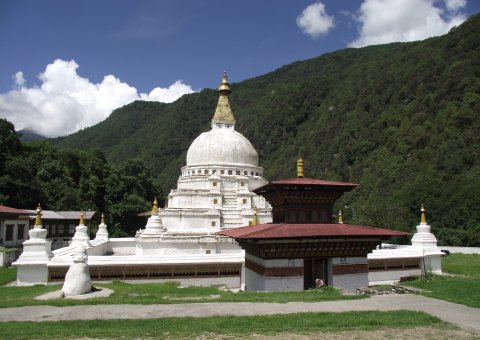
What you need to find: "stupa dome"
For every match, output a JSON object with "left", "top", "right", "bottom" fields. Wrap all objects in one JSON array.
[
  {"left": 186, "top": 129, "right": 259, "bottom": 166},
  {"left": 186, "top": 71, "right": 259, "bottom": 167}
]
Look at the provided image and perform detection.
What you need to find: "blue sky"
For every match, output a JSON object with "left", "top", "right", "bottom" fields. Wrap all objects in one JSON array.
[{"left": 0, "top": 0, "right": 479, "bottom": 137}]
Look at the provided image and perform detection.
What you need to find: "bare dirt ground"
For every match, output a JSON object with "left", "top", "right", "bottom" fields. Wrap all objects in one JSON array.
[{"left": 190, "top": 327, "right": 478, "bottom": 340}]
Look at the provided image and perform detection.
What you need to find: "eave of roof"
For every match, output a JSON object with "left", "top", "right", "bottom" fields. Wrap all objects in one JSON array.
[
  {"left": 254, "top": 177, "right": 359, "bottom": 194},
  {"left": 0, "top": 205, "right": 31, "bottom": 215},
  {"left": 218, "top": 223, "right": 410, "bottom": 240}
]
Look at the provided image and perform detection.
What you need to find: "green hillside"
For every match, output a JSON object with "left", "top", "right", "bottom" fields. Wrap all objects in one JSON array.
[{"left": 53, "top": 14, "right": 480, "bottom": 245}]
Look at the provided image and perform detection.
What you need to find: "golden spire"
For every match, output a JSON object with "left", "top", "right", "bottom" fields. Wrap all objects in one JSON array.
[
  {"left": 151, "top": 197, "right": 158, "bottom": 214},
  {"left": 338, "top": 209, "right": 343, "bottom": 224},
  {"left": 79, "top": 212, "right": 85, "bottom": 225},
  {"left": 252, "top": 208, "right": 258, "bottom": 225},
  {"left": 420, "top": 204, "right": 427, "bottom": 224},
  {"left": 35, "top": 203, "right": 42, "bottom": 226},
  {"left": 101, "top": 213, "right": 105, "bottom": 225},
  {"left": 297, "top": 157, "right": 304, "bottom": 178},
  {"left": 212, "top": 71, "right": 236, "bottom": 126}
]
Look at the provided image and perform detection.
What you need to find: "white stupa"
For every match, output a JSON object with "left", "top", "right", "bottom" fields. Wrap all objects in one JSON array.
[
  {"left": 136, "top": 71, "right": 272, "bottom": 255},
  {"left": 368, "top": 204, "right": 444, "bottom": 284}
]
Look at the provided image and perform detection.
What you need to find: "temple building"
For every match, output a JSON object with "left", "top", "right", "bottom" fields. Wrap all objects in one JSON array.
[{"left": 219, "top": 159, "right": 409, "bottom": 292}]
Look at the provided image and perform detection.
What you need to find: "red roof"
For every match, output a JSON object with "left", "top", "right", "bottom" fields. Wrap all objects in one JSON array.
[
  {"left": 0, "top": 205, "right": 31, "bottom": 215},
  {"left": 270, "top": 177, "right": 359, "bottom": 187},
  {"left": 219, "top": 223, "right": 410, "bottom": 239}
]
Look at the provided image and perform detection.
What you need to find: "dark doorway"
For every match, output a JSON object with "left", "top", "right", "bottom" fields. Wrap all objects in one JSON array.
[{"left": 304, "top": 258, "right": 328, "bottom": 290}]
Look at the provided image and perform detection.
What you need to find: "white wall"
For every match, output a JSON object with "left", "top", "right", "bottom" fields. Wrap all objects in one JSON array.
[{"left": 332, "top": 273, "right": 368, "bottom": 292}]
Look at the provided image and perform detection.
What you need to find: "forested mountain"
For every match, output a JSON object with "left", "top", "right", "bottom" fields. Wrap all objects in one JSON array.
[
  {"left": 49, "top": 14, "right": 480, "bottom": 245},
  {"left": 18, "top": 129, "right": 47, "bottom": 142}
]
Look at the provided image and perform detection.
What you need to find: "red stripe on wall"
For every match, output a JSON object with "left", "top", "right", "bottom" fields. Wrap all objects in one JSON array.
[
  {"left": 332, "top": 264, "right": 368, "bottom": 275},
  {"left": 245, "top": 258, "right": 304, "bottom": 277}
]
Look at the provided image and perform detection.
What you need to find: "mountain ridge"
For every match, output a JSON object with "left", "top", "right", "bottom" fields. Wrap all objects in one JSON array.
[{"left": 52, "top": 13, "right": 480, "bottom": 245}]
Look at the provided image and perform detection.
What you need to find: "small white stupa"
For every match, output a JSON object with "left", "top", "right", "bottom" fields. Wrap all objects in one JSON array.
[
  {"left": 62, "top": 244, "right": 92, "bottom": 296},
  {"left": 71, "top": 213, "right": 92, "bottom": 248},
  {"left": 13, "top": 204, "right": 52, "bottom": 286},
  {"left": 410, "top": 204, "right": 444, "bottom": 274},
  {"left": 94, "top": 213, "right": 109, "bottom": 241},
  {"left": 368, "top": 204, "right": 444, "bottom": 285}
]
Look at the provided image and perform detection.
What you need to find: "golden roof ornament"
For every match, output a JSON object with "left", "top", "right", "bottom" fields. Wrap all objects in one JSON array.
[
  {"left": 297, "top": 157, "right": 304, "bottom": 178},
  {"left": 338, "top": 209, "right": 343, "bottom": 224},
  {"left": 101, "top": 213, "right": 105, "bottom": 225},
  {"left": 79, "top": 212, "right": 85, "bottom": 225},
  {"left": 252, "top": 208, "right": 258, "bottom": 225},
  {"left": 35, "top": 203, "right": 42, "bottom": 226},
  {"left": 212, "top": 71, "right": 236, "bottom": 126},
  {"left": 151, "top": 197, "right": 158, "bottom": 215},
  {"left": 420, "top": 204, "right": 427, "bottom": 224}
]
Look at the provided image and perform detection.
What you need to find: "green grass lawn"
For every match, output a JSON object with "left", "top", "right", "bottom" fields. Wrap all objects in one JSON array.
[
  {"left": 0, "top": 267, "right": 362, "bottom": 308},
  {"left": 0, "top": 311, "right": 446, "bottom": 339},
  {"left": 404, "top": 253, "right": 480, "bottom": 308},
  {"left": 0, "top": 266, "right": 16, "bottom": 286}
]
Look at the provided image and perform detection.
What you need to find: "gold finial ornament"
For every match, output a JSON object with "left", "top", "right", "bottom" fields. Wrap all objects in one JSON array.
[
  {"left": 420, "top": 204, "right": 427, "bottom": 224},
  {"left": 252, "top": 208, "right": 258, "bottom": 225},
  {"left": 101, "top": 213, "right": 105, "bottom": 225},
  {"left": 79, "top": 212, "right": 85, "bottom": 225},
  {"left": 35, "top": 203, "right": 42, "bottom": 226},
  {"left": 212, "top": 71, "right": 236, "bottom": 126},
  {"left": 297, "top": 157, "right": 304, "bottom": 178},
  {"left": 151, "top": 197, "right": 158, "bottom": 214},
  {"left": 338, "top": 209, "right": 343, "bottom": 224}
]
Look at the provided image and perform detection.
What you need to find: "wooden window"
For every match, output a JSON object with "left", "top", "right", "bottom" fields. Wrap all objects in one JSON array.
[
  {"left": 5, "top": 224, "right": 14, "bottom": 241},
  {"left": 242, "top": 198, "right": 247, "bottom": 204},
  {"left": 213, "top": 199, "right": 218, "bottom": 204},
  {"left": 236, "top": 170, "right": 240, "bottom": 175},
  {"left": 241, "top": 181, "right": 245, "bottom": 186},
  {"left": 17, "top": 224, "right": 26, "bottom": 240},
  {"left": 212, "top": 181, "right": 217, "bottom": 187},
  {"left": 211, "top": 221, "right": 216, "bottom": 226},
  {"left": 228, "top": 170, "right": 232, "bottom": 175}
]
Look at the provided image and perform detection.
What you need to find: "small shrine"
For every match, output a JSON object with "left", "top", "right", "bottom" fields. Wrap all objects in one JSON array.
[{"left": 219, "top": 158, "right": 409, "bottom": 292}]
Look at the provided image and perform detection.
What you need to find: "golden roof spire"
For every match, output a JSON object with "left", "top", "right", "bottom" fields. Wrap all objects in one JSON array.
[
  {"left": 151, "top": 197, "right": 158, "bottom": 215},
  {"left": 252, "top": 208, "right": 258, "bottom": 225},
  {"left": 101, "top": 213, "right": 105, "bottom": 225},
  {"left": 79, "top": 212, "right": 85, "bottom": 225},
  {"left": 297, "top": 157, "right": 304, "bottom": 178},
  {"left": 420, "top": 204, "right": 427, "bottom": 224},
  {"left": 338, "top": 209, "right": 343, "bottom": 224},
  {"left": 35, "top": 203, "right": 42, "bottom": 226},
  {"left": 212, "top": 71, "right": 236, "bottom": 126}
]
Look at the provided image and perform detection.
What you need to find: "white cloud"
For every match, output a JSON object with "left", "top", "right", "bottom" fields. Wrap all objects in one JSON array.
[
  {"left": 13, "top": 72, "right": 25, "bottom": 87},
  {"left": 349, "top": 0, "right": 467, "bottom": 47},
  {"left": 297, "top": 2, "right": 334, "bottom": 38},
  {"left": 445, "top": 0, "right": 466, "bottom": 12},
  {"left": 0, "top": 59, "right": 194, "bottom": 137}
]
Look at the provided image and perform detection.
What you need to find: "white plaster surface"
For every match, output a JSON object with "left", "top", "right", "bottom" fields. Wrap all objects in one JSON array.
[
  {"left": 332, "top": 273, "right": 369, "bottom": 292},
  {"left": 62, "top": 245, "right": 91, "bottom": 296}
]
